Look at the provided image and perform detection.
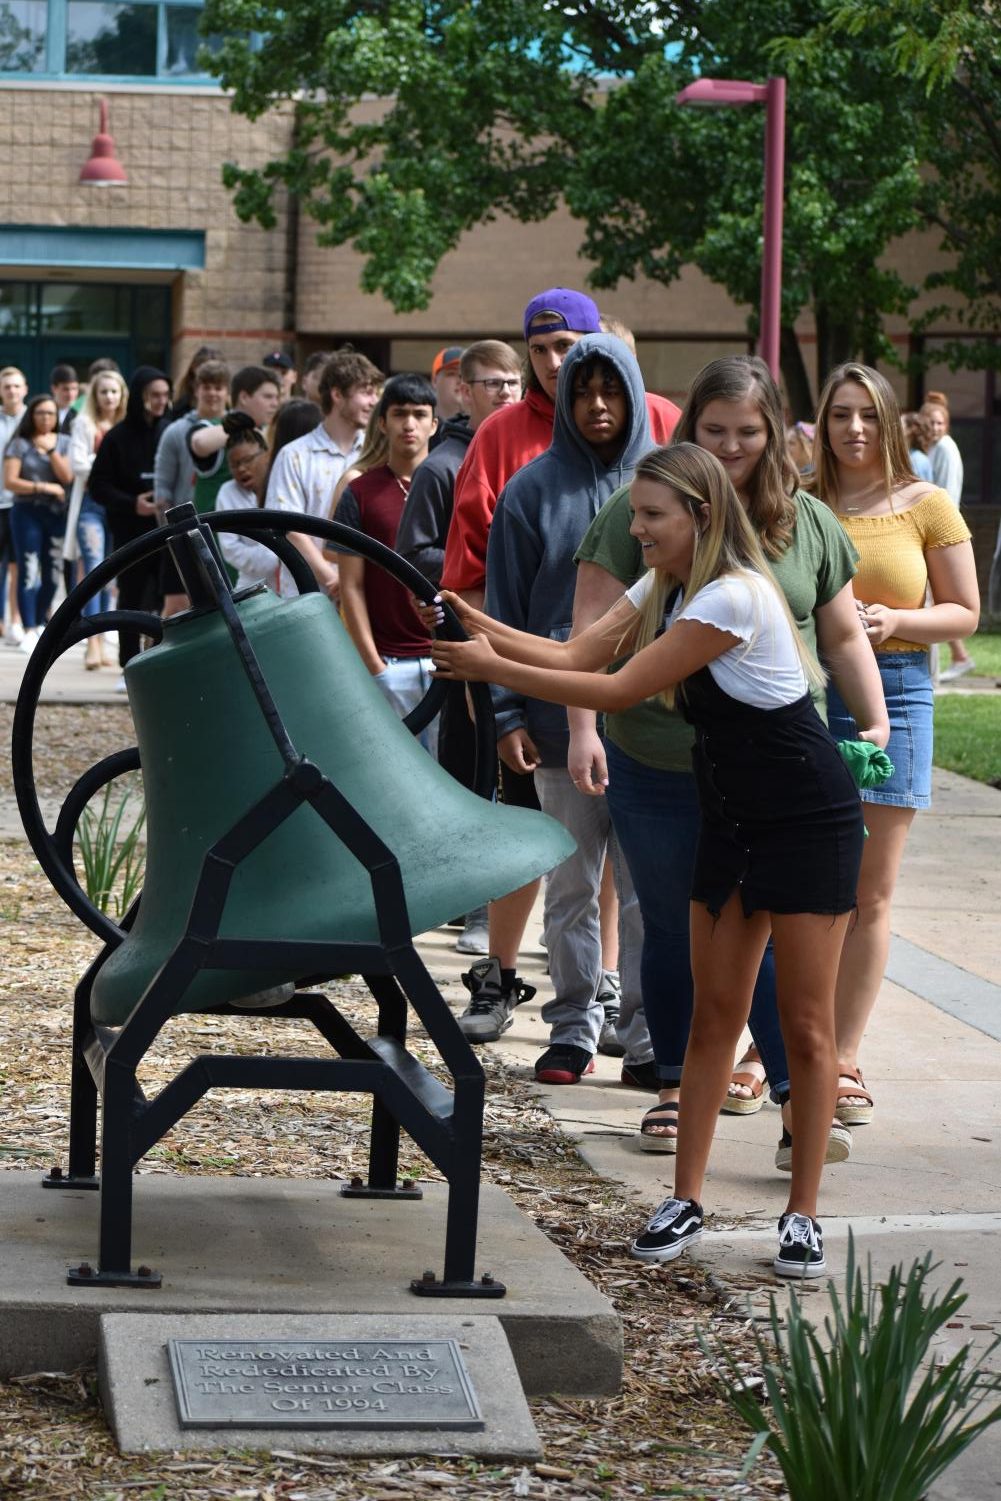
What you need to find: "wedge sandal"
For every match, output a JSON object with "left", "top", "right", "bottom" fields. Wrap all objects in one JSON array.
[
  {"left": 639, "top": 1100, "right": 680, "bottom": 1154},
  {"left": 720, "top": 1046, "right": 766, "bottom": 1116},
  {"left": 835, "top": 1066, "right": 874, "bottom": 1125}
]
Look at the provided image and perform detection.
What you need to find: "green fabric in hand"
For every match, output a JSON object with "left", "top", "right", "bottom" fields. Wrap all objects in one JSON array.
[{"left": 837, "top": 739, "right": 895, "bottom": 789}]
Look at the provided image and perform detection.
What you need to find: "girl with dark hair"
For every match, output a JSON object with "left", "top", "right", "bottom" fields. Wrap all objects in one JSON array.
[
  {"left": 2, "top": 394, "right": 73, "bottom": 650},
  {"left": 813, "top": 363, "right": 979, "bottom": 1127},
  {"left": 571, "top": 355, "right": 885, "bottom": 1163},
  {"left": 213, "top": 423, "right": 293, "bottom": 595},
  {"left": 431, "top": 443, "right": 877, "bottom": 1278},
  {"left": 262, "top": 398, "right": 322, "bottom": 500}
]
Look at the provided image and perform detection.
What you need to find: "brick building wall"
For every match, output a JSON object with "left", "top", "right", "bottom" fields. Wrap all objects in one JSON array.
[{"left": 0, "top": 87, "right": 295, "bottom": 381}]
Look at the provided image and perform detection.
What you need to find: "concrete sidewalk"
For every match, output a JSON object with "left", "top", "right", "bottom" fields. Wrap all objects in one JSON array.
[
  {"left": 427, "top": 764, "right": 1001, "bottom": 1501},
  {"left": 3, "top": 636, "right": 1000, "bottom": 1494}
]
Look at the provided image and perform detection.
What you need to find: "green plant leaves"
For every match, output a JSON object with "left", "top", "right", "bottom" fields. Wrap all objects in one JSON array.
[{"left": 709, "top": 1232, "right": 1001, "bottom": 1501}]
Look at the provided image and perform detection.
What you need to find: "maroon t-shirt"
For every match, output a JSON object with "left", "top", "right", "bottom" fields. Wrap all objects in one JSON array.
[{"left": 336, "top": 465, "right": 432, "bottom": 659}]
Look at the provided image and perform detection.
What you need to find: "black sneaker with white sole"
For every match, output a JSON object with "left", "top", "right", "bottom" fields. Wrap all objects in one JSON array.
[
  {"left": 774, "top": 1212, "right": 826, "bottom": 1278},
  {"left": 629, "top": 1196, "right": 704, "bottom": 1263}
]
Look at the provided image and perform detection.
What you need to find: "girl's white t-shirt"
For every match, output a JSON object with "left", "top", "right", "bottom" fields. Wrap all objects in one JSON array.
[{"left": 625, "top": 569, "right": 809, "bottom": 708}]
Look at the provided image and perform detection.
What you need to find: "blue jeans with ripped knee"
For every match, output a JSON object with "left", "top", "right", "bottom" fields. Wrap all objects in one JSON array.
[{"left": 77, "top": 494, "right": 113, "bottom": 617}]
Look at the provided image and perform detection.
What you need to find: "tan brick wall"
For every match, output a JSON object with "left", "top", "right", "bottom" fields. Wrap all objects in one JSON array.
[{"left": 0, "top": 89, "right": 296, "bottom": 382}]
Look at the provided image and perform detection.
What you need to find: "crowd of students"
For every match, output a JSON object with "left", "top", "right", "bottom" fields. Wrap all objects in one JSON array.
[{"left": 0, "top": 293, "right": 981, "bottom": 1278}]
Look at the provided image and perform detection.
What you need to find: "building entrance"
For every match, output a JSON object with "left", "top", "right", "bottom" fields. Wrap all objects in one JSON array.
[{"left": 0, "top": 279, "right": 171, "bottom": 394}]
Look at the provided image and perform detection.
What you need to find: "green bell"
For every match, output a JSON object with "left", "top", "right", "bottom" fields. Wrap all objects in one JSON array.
[{"left": 90, "top": 587, "right": 574, "bottom": 1026}]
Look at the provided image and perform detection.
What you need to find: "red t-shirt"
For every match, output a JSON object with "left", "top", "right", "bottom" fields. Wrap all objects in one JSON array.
[
  {"left": 440, "top": 388, "right": 680, "bottom": 593},
  {"left": 336, "top": 465, "right": 432, "bottom": 659}
]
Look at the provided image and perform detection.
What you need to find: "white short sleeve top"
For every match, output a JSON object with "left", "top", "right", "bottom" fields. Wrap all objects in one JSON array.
[{"left": 625, "top": 570, "right": 810, "bottom": 708}]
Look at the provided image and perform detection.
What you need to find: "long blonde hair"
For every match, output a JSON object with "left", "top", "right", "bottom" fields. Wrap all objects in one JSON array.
[
  {"left": 627, "top": 444, "right": 826, "bottom": 707},
  {"left": 812, "top": 362, "right": 915, "bottom": 508},
  {"left": 82, "top": 370, "right": 128, "bottom": 429}
]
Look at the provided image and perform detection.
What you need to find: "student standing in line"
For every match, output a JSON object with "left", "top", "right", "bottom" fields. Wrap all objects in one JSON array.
[
  {"left": 484, "top": 333, "right": 651, "bottom": 1080},
  {"left": 0, "top": 366, "right": 28, "bottom": 643},
  {"left": 66, "top": 369, "right": 128, "bottom": 666},
  {"left": 920, "top": 391, "right": 974, "bottom": 680},
  {"left": 88, "top": 366, "right": 172, "bottom": 675},
  {"left": 572, "top": 357, "right": 885, "bottom": 1162},
  {"left": 265, "top": 348, "right": 382, "bottom": 602},
  {"left": 814, "top": 364, "right": 979, "bottom": 1129},
  {"left": 430, "top": 444, "right": 879, "bottom": 1278},
  {"left": 2, "top": 394, "right": 73, "bottom": 652},
  {"left": 332, "top": 374, "right": 440, "bottom": 756}
]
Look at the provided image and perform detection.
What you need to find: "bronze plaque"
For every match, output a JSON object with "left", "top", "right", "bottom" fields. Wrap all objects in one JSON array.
[{"left": 168, "top": 1337, "right": 483, "bottom": 1430}]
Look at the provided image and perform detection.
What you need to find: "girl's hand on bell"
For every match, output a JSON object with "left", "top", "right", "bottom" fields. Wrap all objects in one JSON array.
[{"left": 431, "top": 633, "right": 496, "bottom": 681}]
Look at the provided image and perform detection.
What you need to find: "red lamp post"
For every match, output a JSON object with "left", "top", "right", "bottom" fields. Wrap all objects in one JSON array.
[{"left": 676, "top": 76, "right": 786, "bottom": 382}]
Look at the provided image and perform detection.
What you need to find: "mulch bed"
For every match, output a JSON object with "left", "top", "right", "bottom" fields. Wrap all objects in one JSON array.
[{"left": 0, "top": 705, "right": 784, "bottom": 1500}]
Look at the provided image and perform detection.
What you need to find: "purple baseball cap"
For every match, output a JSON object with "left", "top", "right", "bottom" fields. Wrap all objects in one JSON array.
[{"left": 523, "top": 287, "right": 601, "bottom": 341}]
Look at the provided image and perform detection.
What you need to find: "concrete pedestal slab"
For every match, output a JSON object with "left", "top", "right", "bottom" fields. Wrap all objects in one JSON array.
[
  {"left": 0, "top": 1171, "right": 620, "bottom": 1396},
  {"left": 99, "top": 1313, "right": 542, "bottom": 1459}
]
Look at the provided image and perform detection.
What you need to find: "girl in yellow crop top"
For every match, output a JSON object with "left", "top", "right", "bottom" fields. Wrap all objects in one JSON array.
[{"left": 811, "top": 362, "right": 979, "bottom": 1133}]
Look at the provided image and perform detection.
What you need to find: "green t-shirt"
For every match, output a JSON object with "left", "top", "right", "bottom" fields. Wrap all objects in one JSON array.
[{"left": 574, "top": 485, "right": 858, "bottom": 772}]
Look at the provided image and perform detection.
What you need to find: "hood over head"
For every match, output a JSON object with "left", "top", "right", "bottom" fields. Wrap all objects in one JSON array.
[
  {"left": 124, "top": 365, "right": 171, "bottom": 427},
  {"left": 551, "top": 333, "right": 651, "bottom": 485}
]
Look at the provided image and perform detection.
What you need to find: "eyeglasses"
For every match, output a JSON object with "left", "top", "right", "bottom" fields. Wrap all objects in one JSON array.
[{"left": 468, "top": 377, "right": 521, "bottom": 394}]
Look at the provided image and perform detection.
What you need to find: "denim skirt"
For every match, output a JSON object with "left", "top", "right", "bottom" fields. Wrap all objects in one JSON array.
[{"left": 826, "top": 651, "right": 933, "bottom": 809}]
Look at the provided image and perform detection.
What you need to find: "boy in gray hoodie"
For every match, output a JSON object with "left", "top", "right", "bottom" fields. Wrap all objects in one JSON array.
[{"left": 481, "top": 333, "right": 652, "bottom": 1082}]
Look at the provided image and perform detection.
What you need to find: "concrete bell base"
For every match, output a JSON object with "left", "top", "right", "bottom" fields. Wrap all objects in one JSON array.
[{"left": 0, "top": 1171, "right": 621, "bottom": 1397}]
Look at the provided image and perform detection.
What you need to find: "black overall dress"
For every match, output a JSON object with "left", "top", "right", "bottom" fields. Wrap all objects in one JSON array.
[{"left": 681, "top": 666, "right": 865, "bottom": 919}]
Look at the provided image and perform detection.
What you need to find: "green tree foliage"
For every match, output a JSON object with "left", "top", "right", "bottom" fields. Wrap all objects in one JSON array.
[
  {"left": 785, "top": 0, "right": 1001, "bottom": 371},
  {"left": 203, "top": 1, "right": 931, "bottom": 403}
]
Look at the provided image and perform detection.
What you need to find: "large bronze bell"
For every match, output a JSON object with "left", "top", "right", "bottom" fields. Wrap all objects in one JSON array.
[{"left": 91, "top": 583, "right": 572, "bottom": 1024}]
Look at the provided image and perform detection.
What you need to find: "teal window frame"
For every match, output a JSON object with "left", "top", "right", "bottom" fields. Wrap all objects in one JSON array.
[{"left": 0, "top": 0, "right": 225, "bottom": 83}]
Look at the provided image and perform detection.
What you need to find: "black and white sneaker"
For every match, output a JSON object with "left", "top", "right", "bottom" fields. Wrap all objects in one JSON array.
[
  {"left": 629, "top": 1196, "right": 704, "bottom": 1263},
  {"left": 774, "top": 1212, "right": 826, "bottom": 1278},
  {"left": 457, "top": 958, "right": 536, "bottom": 1044}
]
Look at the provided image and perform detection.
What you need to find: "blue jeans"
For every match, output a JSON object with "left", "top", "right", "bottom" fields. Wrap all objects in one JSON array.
[
  {"left": 604, "top": 738, "right": 790, "bottom": 1095},
  {"left": 77, "top": 494, "right": 113, "bottom": 617},
  {"left": 10, "top": 501, "right": 65, "bottom": 630},
  {"left": 828, "top": 651, "right": 933, "bottom": 809},
  {"left": 373, "top": 655, "right": 439, "bottom": 759}
]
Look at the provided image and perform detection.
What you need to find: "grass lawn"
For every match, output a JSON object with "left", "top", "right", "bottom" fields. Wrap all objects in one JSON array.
[
  {"left": 933, "top": 627, "right": 1001, "bottom": 788},
  {"left": 963, "top": 626, "right": 1001, "bottom": 678},
  {"left": 934, "top": 697, "right": 1001, "bottom": 785}
]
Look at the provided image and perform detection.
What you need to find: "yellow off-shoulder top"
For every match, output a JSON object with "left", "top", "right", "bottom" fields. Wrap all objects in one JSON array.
[{"left": 833, "top": 488, "right": 971, "bottom": 652}]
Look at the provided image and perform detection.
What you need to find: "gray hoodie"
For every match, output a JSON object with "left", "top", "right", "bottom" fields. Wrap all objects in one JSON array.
[{"left": 484, "top": 333, "right": 651, "bottom": 766}]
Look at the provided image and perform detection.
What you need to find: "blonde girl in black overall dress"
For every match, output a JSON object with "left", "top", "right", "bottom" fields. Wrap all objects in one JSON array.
[{"left": 429, "top": 444, "right": 888, "bottom": 1278}]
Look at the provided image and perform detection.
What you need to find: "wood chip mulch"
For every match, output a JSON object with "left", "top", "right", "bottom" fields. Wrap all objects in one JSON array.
[{"left": 0, "top": 706, "right": 785, "bottom": 1500}]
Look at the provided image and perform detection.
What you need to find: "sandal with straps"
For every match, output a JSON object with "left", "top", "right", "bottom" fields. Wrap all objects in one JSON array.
[
  {"left": 835, "top": 1066, "right": 874, "bottom": 1126},
  {"left": 639, "top": 1100, "right": 679, "bottom": 1154},
  {"left": 720, "top": 1045, "right": 767, "bottom": 1116}
]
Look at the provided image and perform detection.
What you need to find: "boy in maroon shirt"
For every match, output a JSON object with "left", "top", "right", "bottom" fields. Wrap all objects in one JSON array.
[{"left": 333, "top": 374, "right": 440, "bottom": 754}]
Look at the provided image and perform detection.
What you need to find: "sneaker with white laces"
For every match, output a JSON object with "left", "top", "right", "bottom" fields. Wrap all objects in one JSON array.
[
  {"left": 774, "top": 1212, "right": 826, "bottom": 1278},
  {"left": 630, "top": 1196, "right": 704, "bottom": 1263},
  {"left": 457, "top": 957, "right": 535, "bottom": 1044},
  {"left": 596, "top": 969, "right": 625, "bottom": 1056}
]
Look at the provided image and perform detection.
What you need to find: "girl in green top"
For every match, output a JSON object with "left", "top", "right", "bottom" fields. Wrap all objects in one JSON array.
[{"left": 571, "top": 356, "right": 886, "bottom": 1174}]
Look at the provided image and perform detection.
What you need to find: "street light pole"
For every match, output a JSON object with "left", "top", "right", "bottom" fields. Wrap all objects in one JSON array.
[
  {"left": 676, "top": 76, "right": 786, "bottom": 384},
  {"left": 759, "top": 76, "right": 786, "bottom": 381}
]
